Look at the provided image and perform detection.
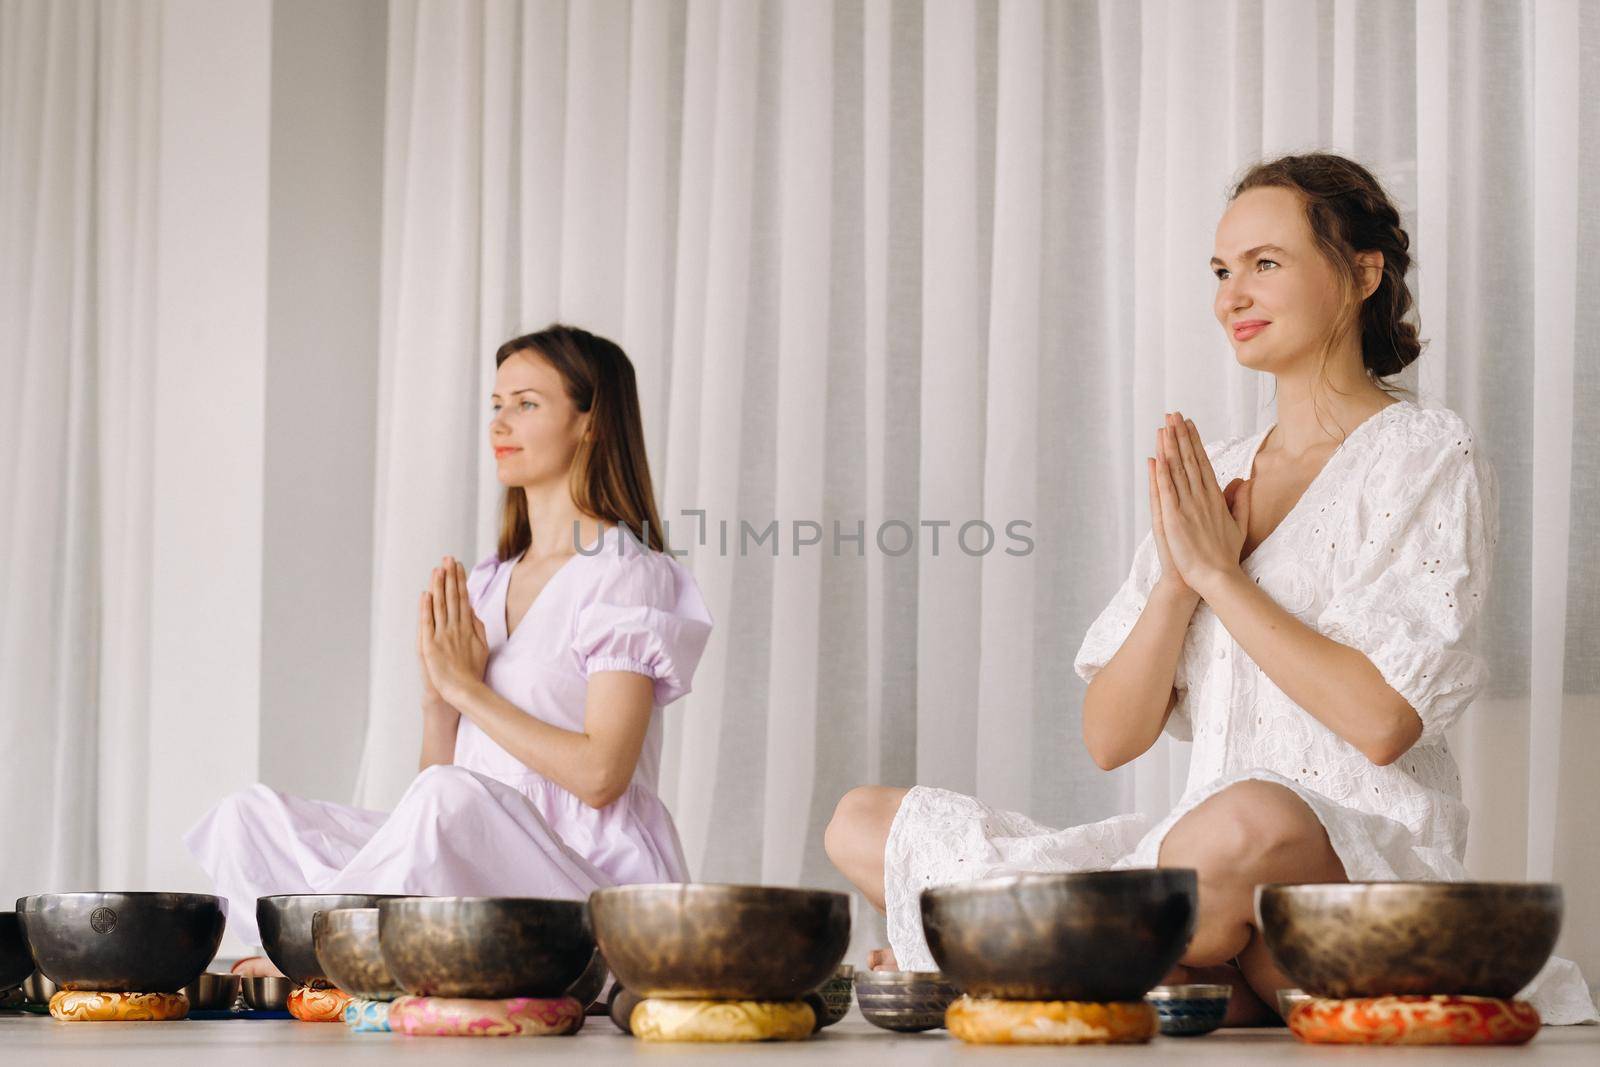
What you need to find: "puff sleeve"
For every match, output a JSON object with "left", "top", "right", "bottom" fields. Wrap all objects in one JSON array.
[
  {"left": 1315, "top": 416, "right": 1498, "bottom": 746},
  {"left": 570, "top": 547, "right": 714, "bottom": 707}
]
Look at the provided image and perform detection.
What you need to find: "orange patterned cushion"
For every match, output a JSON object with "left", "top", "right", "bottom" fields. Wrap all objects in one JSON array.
[
  {"left": 48, "top": 990, "right": 188, "bottom": 1021},
  {"left": 287, "top": 981, "right": 353, "bottom": 1022},
  {"left": 945, "top": 996, "right": 1157, "bottom": 1045},
  {"left": 1289, "top": 995, "right": 1540, "bottom": 1046}
]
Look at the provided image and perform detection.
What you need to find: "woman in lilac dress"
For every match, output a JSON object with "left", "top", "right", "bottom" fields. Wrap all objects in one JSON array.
[{"left": 187, "top": 325, "right": 713, "bottom": 971}]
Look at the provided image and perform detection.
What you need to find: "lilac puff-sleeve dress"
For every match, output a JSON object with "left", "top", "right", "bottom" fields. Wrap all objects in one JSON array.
[{"left": 185, "top": 524, "right": 713, "bottom": 948}]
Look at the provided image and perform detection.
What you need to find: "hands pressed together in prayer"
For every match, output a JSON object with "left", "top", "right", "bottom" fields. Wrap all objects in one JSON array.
[
  {"left": 418, "top": 556, "right": 489, "bottom": 706},
  {"left": 1149, "top": 411, "right": 1254, "bottom": 602}
]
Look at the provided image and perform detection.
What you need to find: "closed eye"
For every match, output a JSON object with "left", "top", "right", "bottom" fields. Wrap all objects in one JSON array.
[{"left": 490, "top": 400, "right": 537, "bottom": 413}]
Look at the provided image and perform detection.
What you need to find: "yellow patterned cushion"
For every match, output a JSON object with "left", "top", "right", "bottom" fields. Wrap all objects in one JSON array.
[
  {"left": 1289, "top": 995, "right": 1540, "bottom": 1046},
  {"left": 287, "top": 981, "right": 353, "bottom": 1022},
  {"left": 945, "top": 995, "right": 1157, "bottom": 1045},
  {"left": 630, "top": 998, "right": 815, "bottom": 1042},
  {"left": 48, "top": 990, "right": 188, "bottom": 1021}
]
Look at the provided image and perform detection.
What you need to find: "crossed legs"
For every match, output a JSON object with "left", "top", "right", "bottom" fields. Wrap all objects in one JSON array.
[{"left": 824, "top": 778, "right": 1347, "bottom": 1020}]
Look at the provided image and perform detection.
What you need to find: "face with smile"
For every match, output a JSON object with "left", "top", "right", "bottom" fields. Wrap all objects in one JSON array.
[
  {"left": 1211, "top": 186, "right": 1378, "bottom": 377},
  {"left": 489, "top": 350, "right": 589, "bottom": 489}
]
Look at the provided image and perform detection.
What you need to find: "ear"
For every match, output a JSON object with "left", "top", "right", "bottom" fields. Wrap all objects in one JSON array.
[{"left": 1356, "top": 250, "right": 1384, "bottom": 300}]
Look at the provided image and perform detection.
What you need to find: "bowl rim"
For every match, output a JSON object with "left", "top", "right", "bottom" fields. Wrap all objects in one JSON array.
[
  {"left": 258, "top": 893, "right": 404, "bottom": 906},
  {"left": 375, "top": 895, "right": 588, "bottom": 911},
  {"left": 1146, "top": 983, "right": 1232, "bottom": 1001},
  {"left": 853, "top": 969, "right": 956, "bottom": 985},
  {"left": 588, "top": 882, "right": 851, "bottom": 906},
  {"left": 921, "top": 868, "right": 1198, "bottom": 901},
  {"left": 17, "top": 891, "right": 224, "bottom": 911},
  {"left": 1258, "top": 880, "right": 1559, "bottom": 895}
]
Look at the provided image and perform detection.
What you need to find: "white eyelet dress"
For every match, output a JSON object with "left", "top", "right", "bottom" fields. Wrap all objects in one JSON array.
[{"left": 881, "top": 401, "right": 1596, "bottom": 1024}]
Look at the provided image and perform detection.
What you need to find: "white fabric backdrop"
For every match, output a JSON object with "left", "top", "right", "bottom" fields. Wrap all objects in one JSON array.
[
  {"left": 2, "top": 0, "right": 1596, "bottom": 982},
  {"left": 358, "top": 0, "right": 1600, "bottom": 969}
]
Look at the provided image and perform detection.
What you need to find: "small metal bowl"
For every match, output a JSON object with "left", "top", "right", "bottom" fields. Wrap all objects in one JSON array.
[
  {"left": 241, "top": 974, "right": 293, "bottom": 1010},
  {"left": 1146, "top": 983, "right": 1230, "bottom": 1036},
  {"left": 258, "top": 894, "right": 398, "bottom": 987},
  {"left": 17, "top": 892, "right": 225, "bottom": 993},
  {"left": 21, "top": 970, "right": 59, "bottom": 1005},
  {"left": 811, "top": 964, "right": 854, "bottom": 1028},
  {"left": 588, "top": 883, "right": 850, "bottom": 1001},
  {"left": 1256, "top": 882, "right": 1562, "bottom": 998},
  {"left": 607, "top": 984, "right": 643, "bottom": 1035},
  {"left": 854, "top": 969, "right": 959, "bottom": 1032},
  {"left": 0, "top": 913, "right": 33, "bottom": 991},
  {"left": 181, "top": 972, "right": 242, "bottom": 1011},
  {"left": 313, "top": 908, "right": 403, "bottom": 1001},
  {"left": 1276, "top": 987, "right": 1313, "bottom": 1019},
  {"left": 921, "top": 869, "right": 1197, "bottom": 1002},
  {"left": 379, "top": 896, "right": 594, "bottom": 999}
]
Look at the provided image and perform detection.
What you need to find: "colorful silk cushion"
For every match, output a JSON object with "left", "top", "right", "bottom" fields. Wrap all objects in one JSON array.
[
  {"left": 386, "top": 994, "right": 584, "bottom": 1036},
  {"left": 48, "top": 990, "right": 188, "bottom": 1022},
  {"left": 629, "top": 999, "right": 815, "bottom": 1042},
  {"left": 1288, "top": 995, "right": 1540, "bottom": 1046},
  {"left": 343, "top": 997, "right": 393, "bottom": 1032},
  {"left": 945, "top": 996, "right": 1157, "bottom": 1045},
  {"left": 287, "top": 981, "right": 352, "bottom": 1022}
]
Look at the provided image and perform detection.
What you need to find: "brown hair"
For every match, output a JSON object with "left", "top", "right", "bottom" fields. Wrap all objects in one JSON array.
[
  {"left": 493, "top": 324, "right": 668, "bottom": 558},
  {"left": 1230, "top": 153, "right": 1422, "bottom": 402}
]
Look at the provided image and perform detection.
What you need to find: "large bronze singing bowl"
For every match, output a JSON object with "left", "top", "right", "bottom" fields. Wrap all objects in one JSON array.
[
  {"left": 257, "top": 894, "right": 399, "bottom": 986},
  {"left": 1255, "top": 882, "right": 1562, "bottom": 998},
  {"left": 587, "top": 884, "right": 851, "bottom": 1000},
  {"left": 0, "top": 912, "right": 33, "bottom": 990},
  {"left": 16, "top": 892, "right": 225, "bottom": 993},
  {"left": 378, "top": 896, "right": 594, "bottom": 999},
  {"left": 313, "top": 908, "right": 404, "bottom": 1000},
  {"left": 920, "top": 869, "right": 1198, "bottom": 1001}
]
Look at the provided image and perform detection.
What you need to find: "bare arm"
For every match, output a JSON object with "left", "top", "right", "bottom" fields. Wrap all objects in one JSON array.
[
  {"left": 1157, "top": 414, "right": 1422, "bottom": 766},
  {"left": 438, "top": 672, "right": 654, "bottom": 809},
  {"left": 1194, "top": 571, "right": 1420, "bottom": 765},
  {"left": 1083, "top": 435, "right": 1208, "bottom": 771},
  {"left": 418, "top": 701, "right": 460, "bottom": 771},
  {"left": 419, "top": 557, "right": 656, "bottom": 807}
]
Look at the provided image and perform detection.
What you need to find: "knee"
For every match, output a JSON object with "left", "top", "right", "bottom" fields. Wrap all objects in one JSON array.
[
  {"left": 1166, "top": 782, "right": 1323, "bottom": 885},
  {"left": 401, "top": 764, "right": 487, "bottom": 816},
  {"left": 824, "top": 786, "right": 896, "bottom": 871}
]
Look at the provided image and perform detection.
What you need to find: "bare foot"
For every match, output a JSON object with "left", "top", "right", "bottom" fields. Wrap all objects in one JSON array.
[
  {"left": 867, "top": 948, "right": 900, "bottom": 971},
  {"left": 229, "top": 956, "right": 285, "bottom": 978}
]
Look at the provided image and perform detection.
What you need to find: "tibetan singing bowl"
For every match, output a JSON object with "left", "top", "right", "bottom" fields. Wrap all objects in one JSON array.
[
  {"left": 378, "top": 896, "right": 593, "bottom": 999},
  {"left": 257, "top": 894, "right": 399, "bottom": 986},
  {"left": 0, "top": 912, "right": 33, "bottom": 990},
  {"left": 920, "top": 869, "right": 1198, "bottom": 1001},
  {"left": 1256, "top": 882, "right": 1562, "bottom": 998},
  {"left": 16, "top": 892, "right": 225, "bottom": 993},
  {"left": 587, "top": 883, "right": 851, "bottom": 1001},
  {"left": 313, "top": 908, "right": 403, "bottom": 1001}
]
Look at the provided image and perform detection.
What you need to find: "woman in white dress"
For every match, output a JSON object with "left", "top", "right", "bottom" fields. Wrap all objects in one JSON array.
[{"left": 824, "top": 153, "right": 1596, "bottom": 1025}]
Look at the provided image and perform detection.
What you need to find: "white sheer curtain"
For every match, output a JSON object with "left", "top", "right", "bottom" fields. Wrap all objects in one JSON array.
[
  {"left": 361, "top": 0, "right": 1599, "bottom": 976},
  {"left": 1, "top": 0, "right": 1594, "bottom": 989},
  {"left": 0, "top": 0, "right": 161, "bottom": 906}
]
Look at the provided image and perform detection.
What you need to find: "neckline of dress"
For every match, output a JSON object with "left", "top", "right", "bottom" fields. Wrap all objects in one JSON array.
[
  {"left": 1238, "top": 399, "right": 1410, "bottom": 569},
  {"left": 498, "top": 524, "right": 618, "bottom": 644}
]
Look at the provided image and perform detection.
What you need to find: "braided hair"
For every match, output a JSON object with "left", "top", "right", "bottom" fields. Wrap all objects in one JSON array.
[{"left": 1231, "top": 153, "right": 1422, "bottom": 397}]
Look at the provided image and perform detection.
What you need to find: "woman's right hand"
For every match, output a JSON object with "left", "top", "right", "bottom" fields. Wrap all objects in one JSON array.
[
  {"left": 1148, "top": 433, "right": 1197, "bottom": 602},
  {"left": 418, "top": 568, "right": 456, "bottom": 714}
]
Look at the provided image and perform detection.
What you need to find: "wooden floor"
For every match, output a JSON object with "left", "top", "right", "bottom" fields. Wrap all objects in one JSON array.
[{"left": 3, "top": 1009, "right": 1598, "bottom": 1065}]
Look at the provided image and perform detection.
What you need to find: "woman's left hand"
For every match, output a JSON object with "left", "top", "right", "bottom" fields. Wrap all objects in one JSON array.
[
  {"left": 420, "top": 557, "right": 489, "bottom": 702},
  {"left": 1152, "top": 412, "right": 1252, "bottom": 599}
]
